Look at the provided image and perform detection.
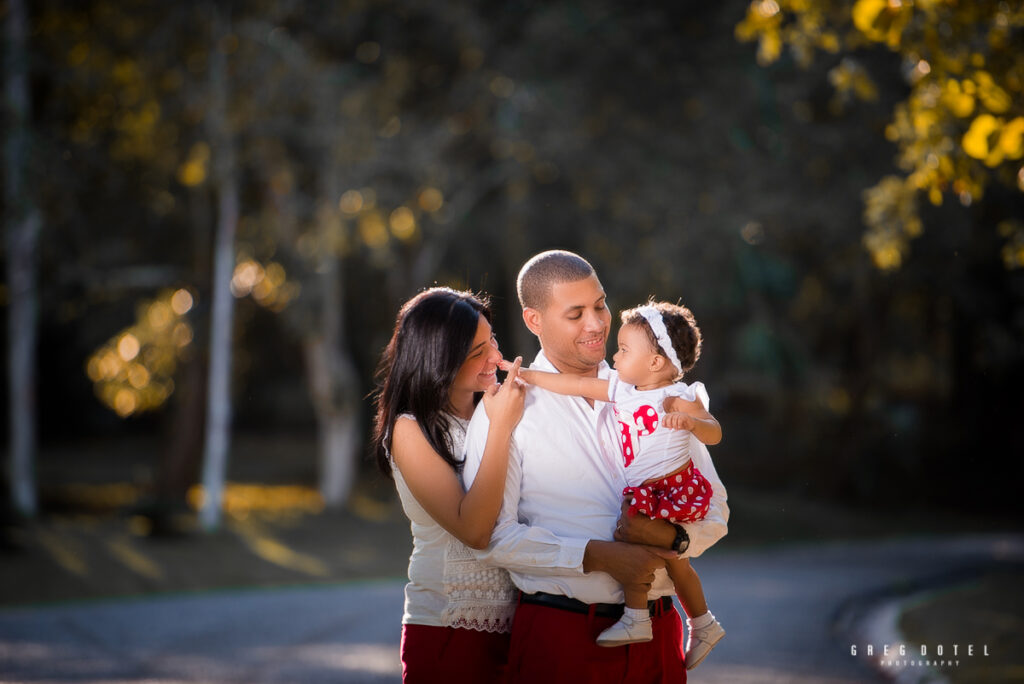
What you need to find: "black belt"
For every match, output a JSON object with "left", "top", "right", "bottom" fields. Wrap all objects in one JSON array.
[{"left": 518, "top": 591, "right": 673, "bottom": 619}]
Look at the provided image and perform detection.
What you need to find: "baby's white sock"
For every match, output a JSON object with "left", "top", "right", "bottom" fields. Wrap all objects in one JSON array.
[
  {"left": 687, "top": 611, "right": 715, "bottom": 630},
  {"left": 624, "top": 607, "right": 650, "bottom": 622}
]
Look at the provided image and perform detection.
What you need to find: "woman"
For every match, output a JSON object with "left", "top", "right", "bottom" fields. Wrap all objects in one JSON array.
[{"left": 372, "top": 287, "right": 525, "bottom": 683}]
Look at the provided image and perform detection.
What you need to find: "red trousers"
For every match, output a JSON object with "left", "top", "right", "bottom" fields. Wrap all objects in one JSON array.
[
  {"left": 505, "top": 600, "right": 686, "bottom": 683},
  {"left": 400, "top": 623, "right": 510, "bottom": 683}
]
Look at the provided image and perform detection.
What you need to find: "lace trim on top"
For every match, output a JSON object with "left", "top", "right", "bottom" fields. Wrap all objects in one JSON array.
[{"left": 441, "top": 537, "right": 516, "bottom": 633}]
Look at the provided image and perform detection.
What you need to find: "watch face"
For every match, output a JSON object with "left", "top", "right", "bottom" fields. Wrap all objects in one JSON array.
[{"left": 674, "top": 527, "right": 689, "bottom": 552}]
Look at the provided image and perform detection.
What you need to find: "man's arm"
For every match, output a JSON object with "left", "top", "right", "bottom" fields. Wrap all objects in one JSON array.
[
  {"left": 462, "top": 400, "right": 589, "bottom": 576},
  {"left": 462, "top": 398, "right": 675, "bottom": 582},
  {"left": 682, "top": 436, "right": 729, "bottom": 557}
]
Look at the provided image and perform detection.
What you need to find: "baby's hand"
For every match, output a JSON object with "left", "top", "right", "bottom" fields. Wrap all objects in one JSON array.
[
  {"left": 661, "top": 412, "right": 696, "bottom": 431},
  {"left": 499, "top": 359, "right": 532, "bottom": 385}
]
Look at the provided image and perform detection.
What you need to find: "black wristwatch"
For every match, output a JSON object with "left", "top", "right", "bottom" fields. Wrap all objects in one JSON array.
[{"left": 671, "top": 524, "right": 690, "bottom": 554}]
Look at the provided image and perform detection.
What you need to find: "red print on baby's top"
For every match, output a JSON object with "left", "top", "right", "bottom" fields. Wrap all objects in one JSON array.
[
  {"left": 619, "top": 421, "right": 635, "bottom": 468},
  {"left": 633, "top": 405, "right": 659, "bottom": 436}
]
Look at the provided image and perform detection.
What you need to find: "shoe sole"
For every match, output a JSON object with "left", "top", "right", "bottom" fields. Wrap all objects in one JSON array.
[
  {"left": 685, "top": 629, "right": 725, "bottom": 670},
  {"left": 597, "top": 636, "right": 655, "bottom": 648}
]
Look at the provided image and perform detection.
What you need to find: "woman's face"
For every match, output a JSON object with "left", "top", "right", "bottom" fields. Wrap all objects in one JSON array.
[{"left": 451, "top": 315, "right": 502, "bottom": 395}]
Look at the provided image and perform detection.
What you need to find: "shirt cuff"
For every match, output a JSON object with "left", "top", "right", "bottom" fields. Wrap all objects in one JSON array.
[{"left": 560, "top": 537, "right": 589, "bottom": 574}]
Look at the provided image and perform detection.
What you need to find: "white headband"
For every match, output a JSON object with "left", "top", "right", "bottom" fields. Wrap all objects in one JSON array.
[{"left": 636, "top": 306, "right": 682, "bottom": 374}]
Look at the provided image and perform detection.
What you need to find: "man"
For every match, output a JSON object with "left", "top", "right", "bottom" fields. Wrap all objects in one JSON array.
[{"left": 462, "top": 250, "right": 728, "bottom": 683}]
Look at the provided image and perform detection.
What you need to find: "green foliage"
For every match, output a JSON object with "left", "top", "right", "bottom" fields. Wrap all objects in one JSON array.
[{"left": 737, "top": 0, "right": 1024, "bottom": 269}]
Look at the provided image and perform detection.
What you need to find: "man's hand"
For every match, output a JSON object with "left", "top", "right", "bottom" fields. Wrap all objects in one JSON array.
[
  {"left": 582, "top": 540, "right": 676, "bottom": 592},
  {"left": 613, "top": 499, "right": 677, "bottom": 549}
]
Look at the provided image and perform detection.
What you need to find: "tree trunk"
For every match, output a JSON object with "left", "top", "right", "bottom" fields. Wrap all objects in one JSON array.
[
  {"left": 5, "top": 0, "right": 40, "bottom": 518},
  {"left": 199, "top": 9, "right": 240, "bottom": 531},
  {"left": 303, "top": 334, "right": 360, "bottom": 507},
  {"left": 153, "top": 179, "right": 212, "bottom": 523},
  {"left": 306, "top": 87, "right": 361, "bottom": 508}
]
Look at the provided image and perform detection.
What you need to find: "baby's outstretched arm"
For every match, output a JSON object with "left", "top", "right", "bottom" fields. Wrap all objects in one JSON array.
[
  {"left": 498, "top": 360, "right": 611, "bottom": 403},
  {"left": 663, "top": 395, "right": 722, "bottom": 445}
]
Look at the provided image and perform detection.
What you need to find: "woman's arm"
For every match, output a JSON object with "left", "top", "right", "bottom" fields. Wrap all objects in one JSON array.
[
  {"left": 501, "top": 362, "right": 611, "bottom": 403},
  {"left": 392, "top": 358, "right": 525, "bottom": 549},
  {"left": 662, "top": 395, "right": 722, "bottom": 445}
]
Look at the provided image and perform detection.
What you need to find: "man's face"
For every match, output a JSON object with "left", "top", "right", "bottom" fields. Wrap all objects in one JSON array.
[{"left": 528, "top": 274, "right": 611, "bottom": 376}]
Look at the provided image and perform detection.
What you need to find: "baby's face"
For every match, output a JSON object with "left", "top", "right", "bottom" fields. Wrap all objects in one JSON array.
[{"left": 612, "top": 324, "right": 657, "bottom": 386}]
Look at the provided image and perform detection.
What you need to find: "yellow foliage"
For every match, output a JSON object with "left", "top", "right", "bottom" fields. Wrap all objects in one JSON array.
[
  {"left": 87, "top": 289, "right": 195, "bottom": 417},
  {"left": 1001, "top": 118, "right": 1024, "bottom": 159},
  {"left": 389, "top": 206, "right": 417, "bottom": 241},
  {"left": 829, "top": 58, "right": 878, "bottom": 103},
  {"left": 358, "top": 211, "right": 389, "bottom": 248},
  {"left": 998, "top": 220, "right": 1024, "bottom": 269},
  {"left": 941, "top": 80, "right": 975, "bottom": 118},
  {"left": 852, "top": 0, "right": 910, "bottom": 47},
  {"left": 738, "top": 0, "right": 1024, "bottom": 270},
  {"left": 177, "top": 159, "right": 206, "bottom": 187},
  {"left": 851, "top": 0, "right": 886, "bottom": 35},
  {"left": 963, "top": 114, "right": 1004, "bottom": 166},
  {"left": 231, "top": 258, "right": 298, "bottom": 312},
  {"left": 974, "top": 71, "right": 1012, "bottom": 113},
  {"left": 418, "top": 187, "right": 444, "bottom": 212},
  {"left": 735, "top": 0, "right": 784, "bottom": 65},
  {"left": 177, "top": 142, "right": 210, "bottom": 187},
  {"left": 862, "top": 176, "right": 922, "bottom": 270},
  {"left": 759, "top": 29, "right": 784, "bottom": 65}
]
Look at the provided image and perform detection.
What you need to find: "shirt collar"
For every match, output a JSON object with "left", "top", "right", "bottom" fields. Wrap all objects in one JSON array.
[{"left": 532, "top": 349, "right": 612, "bottom": 379}]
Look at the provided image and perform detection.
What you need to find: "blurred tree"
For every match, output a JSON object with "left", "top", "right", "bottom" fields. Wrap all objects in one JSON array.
[
  {"left": 31, "top": 0, "right": 217, "bottom": 528},
  {"left": 198, "top": 5, "right": 241, "bottom": 532},
  {"left": 4, "top": 0, "right": 42, "bottom": 518},
  {"left": 736, "top": 0, "right": 1024, "bottom": 269},
  {"left": 17, "top": 0, "right": 1021, "bottom": 522}
]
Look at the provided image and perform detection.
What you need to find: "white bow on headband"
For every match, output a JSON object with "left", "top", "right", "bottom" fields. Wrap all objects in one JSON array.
[{"left": 636, "top": 306, "right": 682, "bottom": 374}]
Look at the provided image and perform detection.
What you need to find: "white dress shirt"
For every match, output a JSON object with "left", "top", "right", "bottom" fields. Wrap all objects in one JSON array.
[{"left": 462, "top": 350, "right": 729, "bottom": 605}]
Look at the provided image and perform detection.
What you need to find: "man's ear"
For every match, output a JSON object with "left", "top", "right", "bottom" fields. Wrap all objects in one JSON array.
[{"left": 523, "top": 307, "right": 543, "bottom": 337}]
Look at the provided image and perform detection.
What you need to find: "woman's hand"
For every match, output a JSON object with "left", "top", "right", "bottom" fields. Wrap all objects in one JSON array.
[
  {"left": 482, "top": 355, "right": 526, "bottom": 432},
  {"left": 498, "top": 358, "right": 535, "bottom": 384}
]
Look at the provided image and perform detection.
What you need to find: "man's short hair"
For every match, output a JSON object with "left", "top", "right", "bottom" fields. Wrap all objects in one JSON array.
[{"left": 516, "top": 250, "right": 595, "bottom": 310}]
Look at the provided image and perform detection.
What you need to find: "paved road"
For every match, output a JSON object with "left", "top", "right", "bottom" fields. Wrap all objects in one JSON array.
[{"left": 2, "top": 534, "right": 1020, "bottom": 684}]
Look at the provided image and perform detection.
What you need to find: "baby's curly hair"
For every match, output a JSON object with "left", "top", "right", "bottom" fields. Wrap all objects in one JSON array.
[{"left": 620, "top": 301, "right": 702, "bottom": 379}]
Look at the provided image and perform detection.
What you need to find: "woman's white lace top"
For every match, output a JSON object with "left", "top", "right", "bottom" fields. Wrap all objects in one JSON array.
[{"left": 390, "top": 413, "right": 515, "bottom": 633}]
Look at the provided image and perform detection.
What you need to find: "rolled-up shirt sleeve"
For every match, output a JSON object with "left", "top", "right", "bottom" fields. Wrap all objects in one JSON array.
[
  {"left": 679, "top": 434, "right": 729, "bottom": 557},
  {"left": 461, "top": 401, "right": 588, "bottom": 576}
]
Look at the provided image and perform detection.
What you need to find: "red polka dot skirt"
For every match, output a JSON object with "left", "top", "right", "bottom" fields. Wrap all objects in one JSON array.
[{"left": 623, "top": 461, "right": 712, "bottom": 523}]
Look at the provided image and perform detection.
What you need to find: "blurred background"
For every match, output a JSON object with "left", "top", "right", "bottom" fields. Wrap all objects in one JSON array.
[{"left": 2, "top": 0, "right": 1022, "bottom": 634}]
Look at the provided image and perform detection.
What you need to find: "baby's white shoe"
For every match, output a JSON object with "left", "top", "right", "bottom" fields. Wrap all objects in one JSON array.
[
  {"left": 596, "top": 614, "right": 653, "bottom": 647},
  {"left": 684, "top": 616, "right": 725, "bottom": 669}
]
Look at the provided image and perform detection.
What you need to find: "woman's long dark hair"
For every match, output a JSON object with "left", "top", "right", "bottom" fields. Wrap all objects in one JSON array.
[{"left": 372, "top": 287, "right": 491, "bottom": 478}]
